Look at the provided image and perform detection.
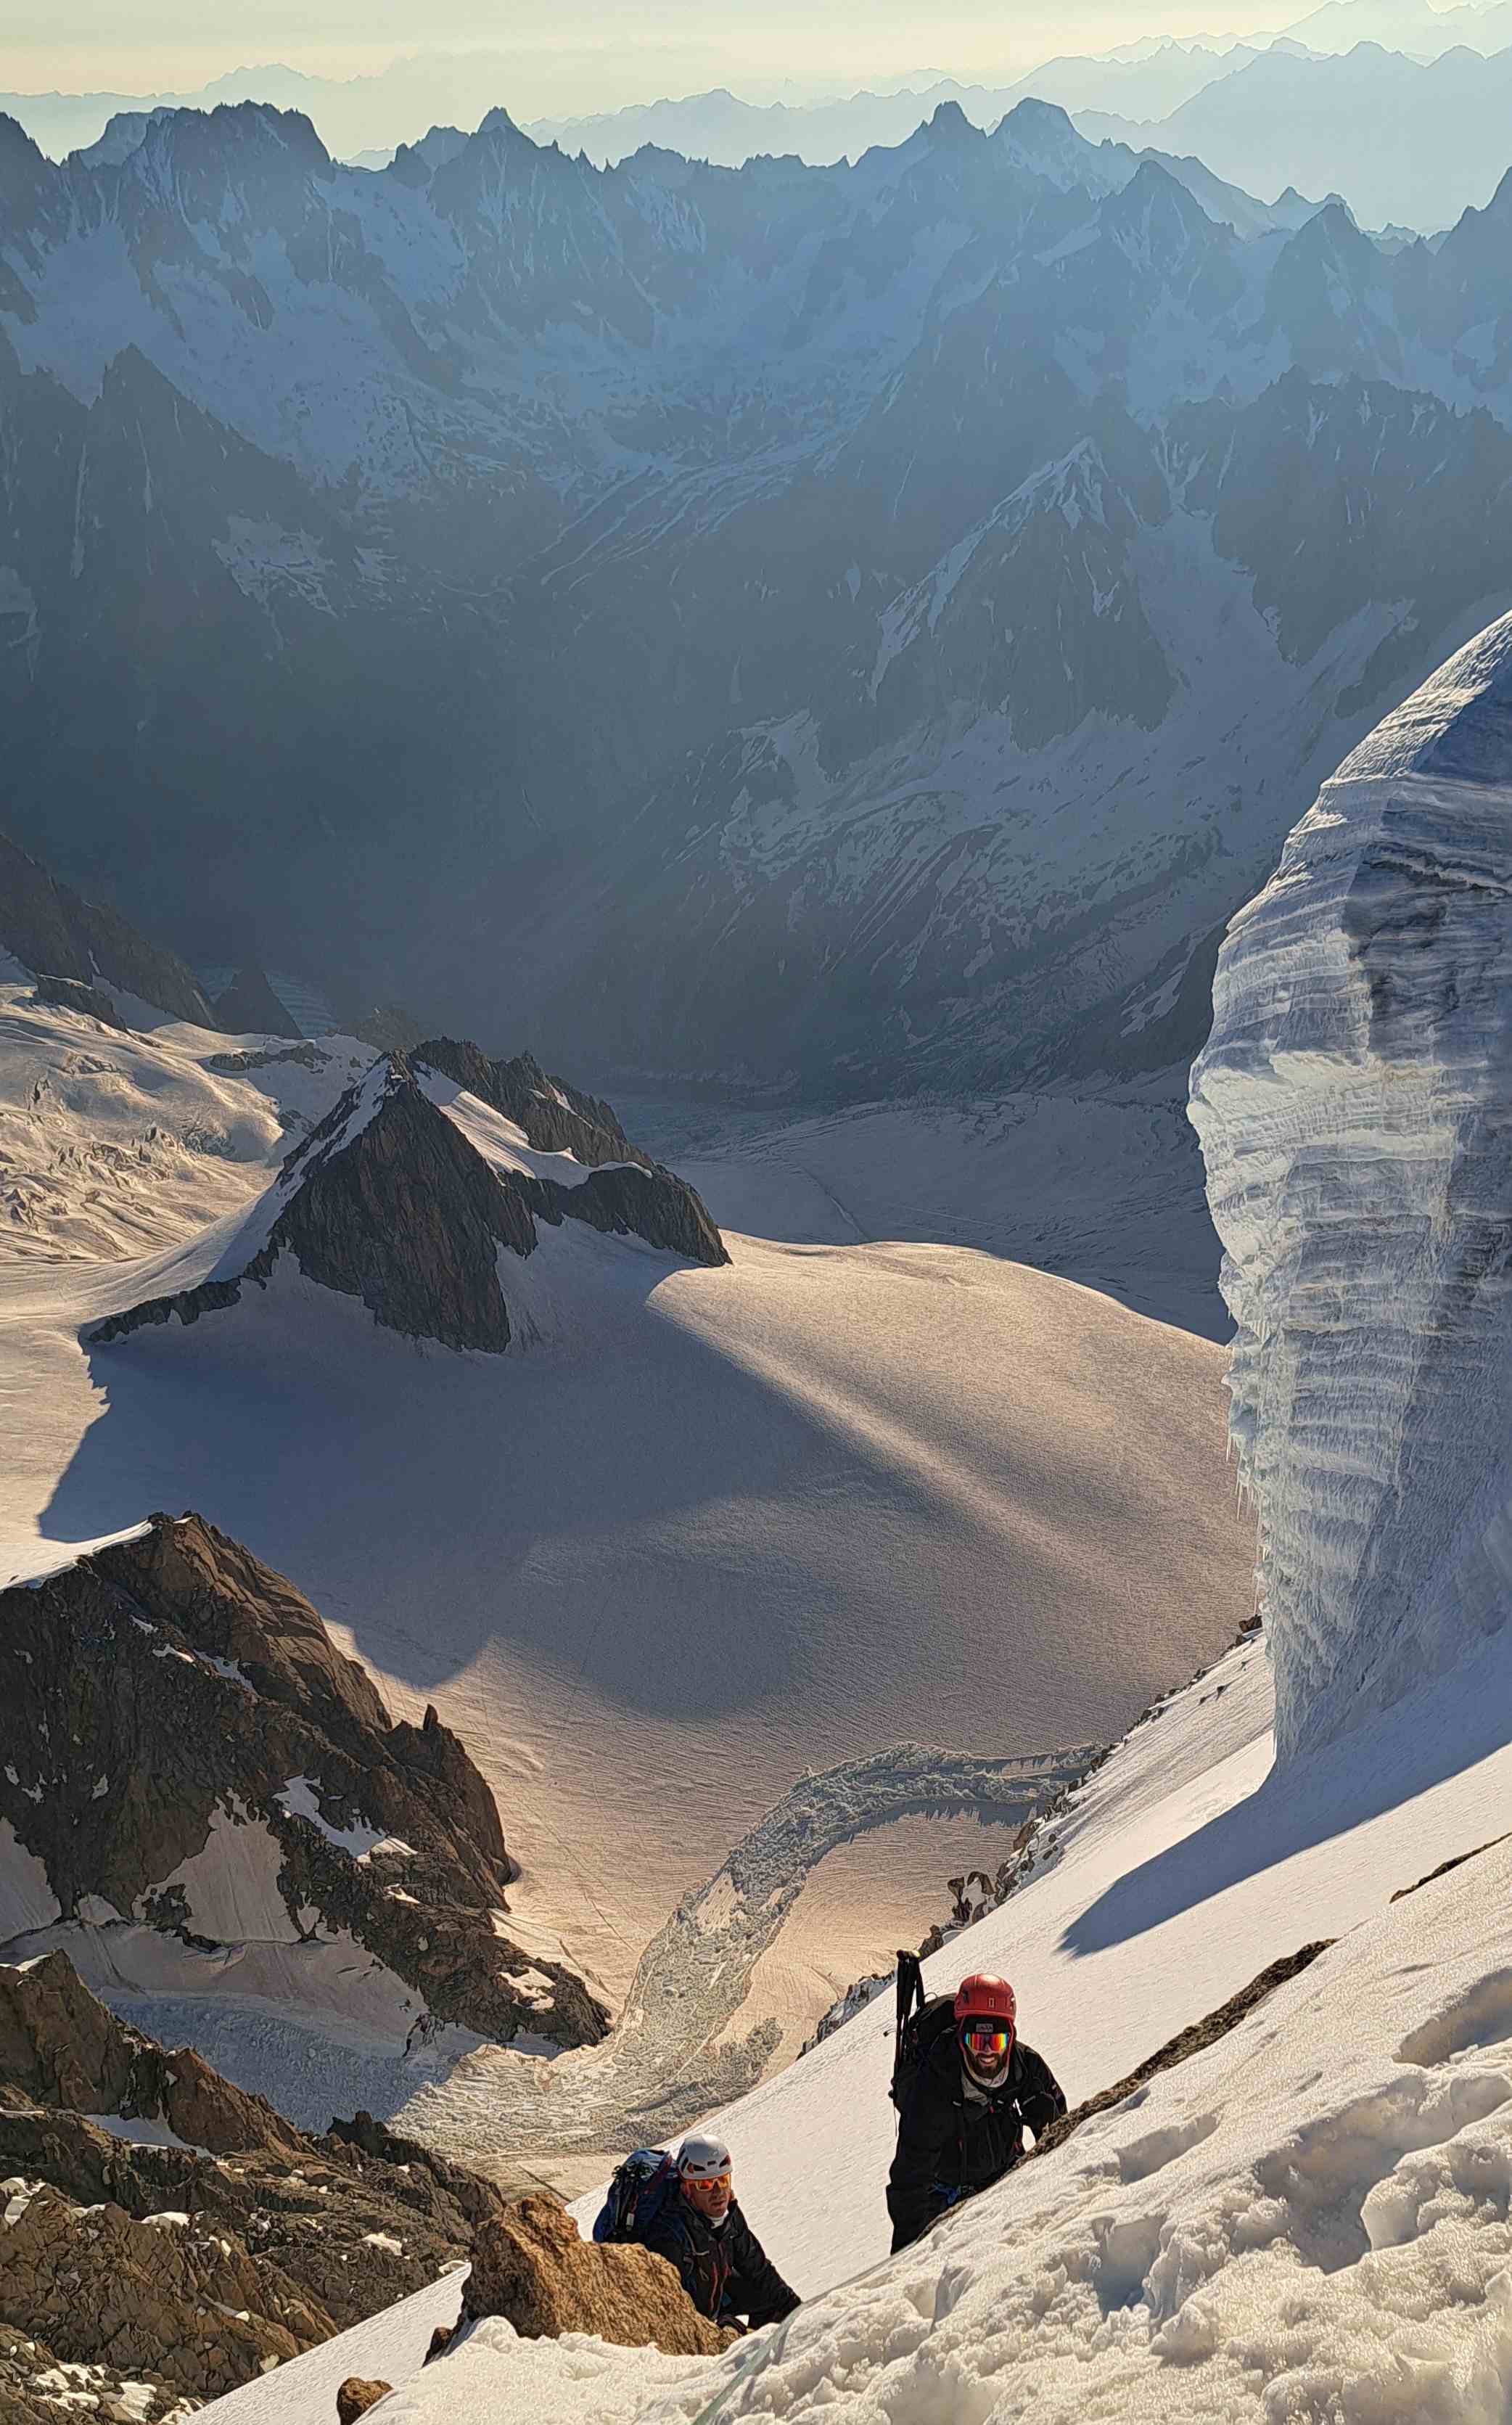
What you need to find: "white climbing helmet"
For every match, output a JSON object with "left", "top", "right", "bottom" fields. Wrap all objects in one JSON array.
[{"left": 677, "top": 2133, "right": 732, "bottom": 2182}]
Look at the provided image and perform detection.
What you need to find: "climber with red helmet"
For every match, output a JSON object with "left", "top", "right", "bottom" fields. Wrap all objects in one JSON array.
[{"left": 886, "top": 1968, "right": 1066, "bottom": 2252}]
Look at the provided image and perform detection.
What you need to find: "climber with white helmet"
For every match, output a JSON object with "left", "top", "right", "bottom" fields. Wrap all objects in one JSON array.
[{"left": 638, "top": 2132, "right": 800, "bottom": 2330}]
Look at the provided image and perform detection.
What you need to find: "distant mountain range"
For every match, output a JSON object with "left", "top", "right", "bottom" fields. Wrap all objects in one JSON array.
[
  {"left": 1081, "top": 38, "right": 1512, "bottom": 230},
  {"left": 6, "top": 95, "right": 1512, "bottom": 1093},
  {"left": 7, "top": 0, "right": 1512, "bottom": 181}
]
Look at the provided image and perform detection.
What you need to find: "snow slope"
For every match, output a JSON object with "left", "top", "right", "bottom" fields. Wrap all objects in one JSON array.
[{"left": 206, "top": 1611, "right": 1512, "bottom": 2424}]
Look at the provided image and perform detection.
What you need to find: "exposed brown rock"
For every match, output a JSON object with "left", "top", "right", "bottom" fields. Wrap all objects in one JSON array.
[
  {"left": 337, "top": 2379, "right": 393, "bottom": 2422},
  {"left": 0, "top": 1953, "right": 502, "bottom": 2409},
  {"left": 351, "top": 1001, "right": 427, "bottom": 1054},
  {"left": 551, "top": 1161, "right": 728, "bottom": 1266},
  {"left": 0, "top": 1950, "right": 300, "bottom": 2157},
  {"left": 0, "top": 1513, "right": 609, "bottom": 2050},
  {"left": 0, "top": 2315, "right": 184, "bottom": 2423},
  {"left": 1390, "top": 1834, "right": 1512, "bottom": 1902},
  {"left": 0, "top": 2178, "right": 321, "bottom": 2401},
  {"left": 461, "top": 2195, "right": 736, "bottom": 2357}
]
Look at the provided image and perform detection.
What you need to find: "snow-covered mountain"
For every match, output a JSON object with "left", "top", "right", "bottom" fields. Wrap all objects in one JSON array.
[
  {"left": 6, "top": 98, "right": 1512, "bottom": 1093},
  {"left": 206, "top": 613, "right": 1512, "bottom": 2425},
  {"left": 91, "top": 1051, "right": 726, "bottom": 1356}
]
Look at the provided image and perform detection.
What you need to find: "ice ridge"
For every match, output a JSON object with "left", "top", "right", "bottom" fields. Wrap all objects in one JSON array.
[{"left": 1190, "top": 605, "right": 1512, "bottom": 1762}]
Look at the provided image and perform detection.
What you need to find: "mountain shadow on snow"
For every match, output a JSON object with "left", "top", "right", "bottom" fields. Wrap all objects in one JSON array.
[{"left": 88, "top": 1049, "right": 728, "bottom": 1355}]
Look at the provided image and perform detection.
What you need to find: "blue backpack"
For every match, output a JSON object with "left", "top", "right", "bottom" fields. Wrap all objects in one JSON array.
[{"left": 591, "top": 2149, "right": 679, "bottom": 2244}]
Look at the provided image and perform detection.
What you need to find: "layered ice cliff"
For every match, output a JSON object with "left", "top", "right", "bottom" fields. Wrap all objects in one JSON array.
[{"left": 1191, "top": 608, "right": 1512, "bottom": 1762}]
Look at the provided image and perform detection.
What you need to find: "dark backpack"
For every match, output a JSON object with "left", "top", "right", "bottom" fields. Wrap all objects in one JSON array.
[
  {"left": 591, "top": 2149, "right": 679, "bottom": 2244},
  {"left": 889, "top": 1950, "right": 958, "bottom": 2116}
]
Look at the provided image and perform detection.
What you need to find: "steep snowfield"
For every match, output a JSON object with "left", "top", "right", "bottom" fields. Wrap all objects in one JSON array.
[{"left": 205, "top": 1617, "right": 1512, "bottom": 2424}]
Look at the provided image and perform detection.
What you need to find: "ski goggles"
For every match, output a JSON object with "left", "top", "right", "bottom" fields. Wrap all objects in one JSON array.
[{"left": 961, "top": 2024, "right": 1012, "bottom": 2059}]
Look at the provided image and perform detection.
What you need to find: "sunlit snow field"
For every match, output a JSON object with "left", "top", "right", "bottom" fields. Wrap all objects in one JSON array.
[{"left": 0, "top": 974, "right": 1250, "bottom": 2082}]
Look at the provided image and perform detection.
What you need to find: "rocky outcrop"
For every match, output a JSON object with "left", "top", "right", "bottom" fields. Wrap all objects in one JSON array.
[
  {"left": 90, "top": 1049, "right": 728, "bottom": 1356},
  {"left": 0, "top": 1950, "right": 518, "bottom": 2413},
  {"left": 414, "top": 1038, "right": 645, "bottom": 1170},
  {"left": 0, "top": 1952, "right": 300, "bottom": 2157},
  {"left": 0, "top": 1512, "right": 609, "bottom": 2049},
  {"left": 0, "top": 2177, "right": 322, "bottom": 2399},
  {"left": 0, "top": 827, "right": 216, "bottom": 1027},
  {"left": 338, "top": 2382, "right": 393, "bottom": 2423},
  {"left": 550, "top": 1161, "right": 728, "bottom": 1265},
  {"left": 460, "top": 2195, "right": 736, "bottom": 2356},
  {"left": 213, "top": 964, "right": 304, "bottom": 1039},
  {"left": 30, "top": 972, "right": 131, "bottom": 1030}
]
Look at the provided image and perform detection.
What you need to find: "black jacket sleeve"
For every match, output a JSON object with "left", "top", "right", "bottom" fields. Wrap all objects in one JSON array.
[
  {"left": 725, "top": 2205, "right": 800, "bottom": 2326},
  {"left": 1014, "top": 2042, "right": 1067, "bottom": 2141},
  {"left": 639, "top": 2208, "right": 704, "bottom": 2313},
  {"left": 887, "top": 2059, "right": 960, "bottom": 2253}
]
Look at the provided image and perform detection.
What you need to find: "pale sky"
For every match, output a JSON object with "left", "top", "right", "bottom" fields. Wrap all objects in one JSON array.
[{"left": 3, "top": 1, "right": 1302, "bottom": 112}]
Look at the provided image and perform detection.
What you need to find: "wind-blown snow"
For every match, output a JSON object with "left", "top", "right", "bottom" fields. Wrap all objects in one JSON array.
[{"left": 1191, "top": 605, "right": 1512, "bottom": 1763}]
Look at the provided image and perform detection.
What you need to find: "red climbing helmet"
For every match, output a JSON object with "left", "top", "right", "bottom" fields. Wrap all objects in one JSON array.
[
  {"left": 954, "top": 1973, "right": 1017, "bottom": 2029},
  {"left": 955, "top": 1972, "right": 1016, "bottom": 2083}
]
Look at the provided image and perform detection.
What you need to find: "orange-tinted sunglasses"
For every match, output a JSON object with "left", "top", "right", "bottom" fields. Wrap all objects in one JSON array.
[{"left": 684, "top": 2172, "right": 731, "bottom": 2191}]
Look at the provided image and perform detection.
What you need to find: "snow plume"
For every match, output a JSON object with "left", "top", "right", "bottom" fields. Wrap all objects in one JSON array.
[{"left": 1191, "top": 607, "right": 1512, "bottom": 1763}]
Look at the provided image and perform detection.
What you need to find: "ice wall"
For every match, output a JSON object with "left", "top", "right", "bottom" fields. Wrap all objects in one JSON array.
[{"left": 1191, "top": 609, "right": 1512, "bottom": 1762}]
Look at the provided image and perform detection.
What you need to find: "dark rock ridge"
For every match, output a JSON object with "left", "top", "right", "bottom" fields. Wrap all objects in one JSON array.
[
  {"left": 90, "top": 1049, "right": 728, "bottom": 1355},
  {"left": 30, "top": 970, "right": 131, "bottom": 1030},
  {"left": 0, "top": 1950, "right": 509, "bottom": 2416},
  {"left": 0, "top": 1511, "right": 609, "bottom": 2049},
  {"left": 0, "top": 825, "right": 216, "bottom": 1026},
  {"left": 213, "top": 961, "right": 304, "bottom": 1038},
  {"left": 415, "top": 1036, "right": 646, "bottom": 1170}
]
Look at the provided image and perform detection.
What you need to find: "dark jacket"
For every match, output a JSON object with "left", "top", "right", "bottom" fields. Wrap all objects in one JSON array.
[
  {"left": 641, "top": 2192, "right": 800, "bottom": 2329},
  {"left": 887, "top": 2032, "right": 1066, "bottom": 2252}
]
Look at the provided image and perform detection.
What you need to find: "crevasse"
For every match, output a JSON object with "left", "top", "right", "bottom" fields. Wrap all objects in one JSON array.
[{"left": 1191, "top": 607, "right": 1512, "bottom": 1762}]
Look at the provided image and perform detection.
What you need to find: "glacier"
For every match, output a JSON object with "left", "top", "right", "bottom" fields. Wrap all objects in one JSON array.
[{"left": 1191, "top": 606, "right": 1512, "bottom": 1763}]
